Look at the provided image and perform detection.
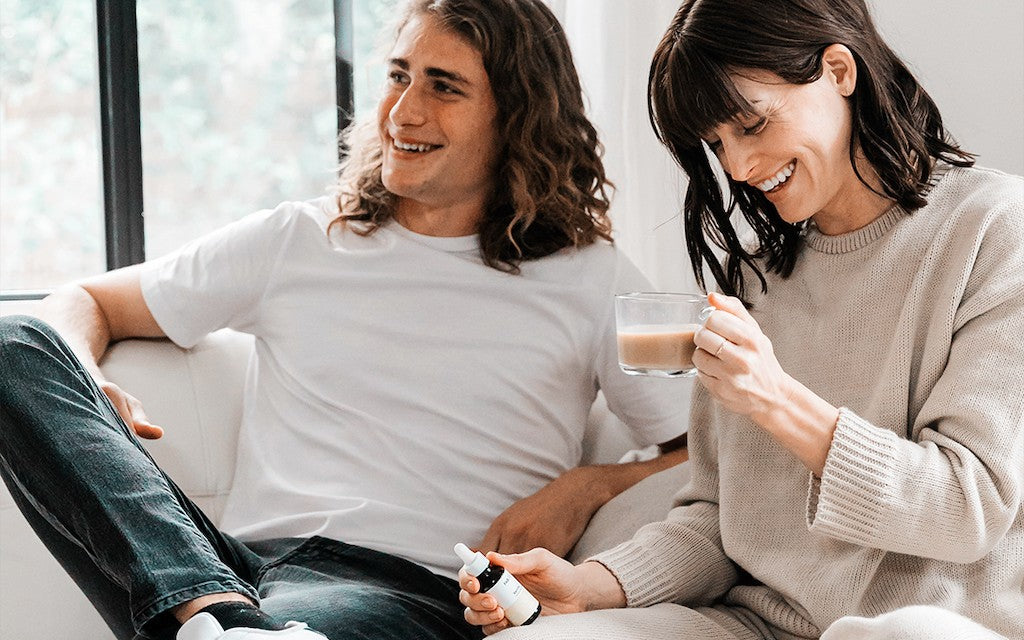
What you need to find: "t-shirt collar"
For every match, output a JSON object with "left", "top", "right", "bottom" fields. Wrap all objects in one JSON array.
[{"left": 387, "top": 218, "right": 480, "bottom": 253}]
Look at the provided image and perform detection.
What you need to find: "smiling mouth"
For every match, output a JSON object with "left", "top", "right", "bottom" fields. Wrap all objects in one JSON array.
[
  {"left": 756, "top": 160, "right": 796, "bottom": 193},
  {"left": 392, "top": 139, "right": 442, "bottom": 153}
]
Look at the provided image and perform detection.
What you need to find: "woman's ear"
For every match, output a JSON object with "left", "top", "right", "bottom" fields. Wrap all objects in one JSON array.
[{"left": 822, "top": 43, "right": 857, "bottom": 97}]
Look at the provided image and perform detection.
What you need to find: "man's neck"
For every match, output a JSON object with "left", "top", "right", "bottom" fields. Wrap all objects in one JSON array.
[{"left": 394, "top": 199, "right": 483, "bottom": 237}]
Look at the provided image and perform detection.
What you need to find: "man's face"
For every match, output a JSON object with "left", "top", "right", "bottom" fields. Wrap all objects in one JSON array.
[{"left": 378, "top": 13, "right": 501, "bottom": 220}]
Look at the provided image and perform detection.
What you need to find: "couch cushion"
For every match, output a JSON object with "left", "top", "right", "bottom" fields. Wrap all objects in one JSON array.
[{"left": 568, "top": 462, "right": 690, "bottom": 564}]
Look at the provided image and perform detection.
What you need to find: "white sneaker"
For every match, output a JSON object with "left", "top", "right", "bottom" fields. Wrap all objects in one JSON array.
[{"left": 177, "top": 612, "right": 328, "bottom": 639}]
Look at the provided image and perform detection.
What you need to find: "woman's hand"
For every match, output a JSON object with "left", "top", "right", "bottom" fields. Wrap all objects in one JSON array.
[
  {"left": 692, "top": 292, "right": 840, "bottom": 475},
  {"left": 459, "top": 549, "right": 613, "bottom": 635},
  {"left": 691, "top": 292, "right": 795, "bottom": 423}
]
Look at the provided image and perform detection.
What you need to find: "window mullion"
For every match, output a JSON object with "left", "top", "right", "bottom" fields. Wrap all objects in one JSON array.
[
  {"left": 97, "top": 0, "right": 145, "bottom": 270},
  {"left": 334, "top": 0, "right": 355, "bottom": 162}
]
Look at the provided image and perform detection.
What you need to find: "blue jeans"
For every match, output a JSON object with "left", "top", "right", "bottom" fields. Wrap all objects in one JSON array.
[{"left": 0, "top": 316, "right": 479, "bottom": 640}]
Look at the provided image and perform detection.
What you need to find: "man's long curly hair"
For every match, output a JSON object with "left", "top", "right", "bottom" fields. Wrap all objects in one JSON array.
[{"left": 332, "top": 0, "right": 613, "bottom": 273}]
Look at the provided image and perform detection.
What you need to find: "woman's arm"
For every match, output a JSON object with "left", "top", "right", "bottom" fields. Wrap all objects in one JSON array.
[
  {"left": 694, "top": 284, "right": 1024, "bottom": 562},
  {"left": 805, "top": 291, "right": 1024, "bottom": 562},
  {"left": 587, "top": 384, "right": 738, "bottom": 608},
  {"left": 693, "top": 292, "right": 839, "bottom": 476}
]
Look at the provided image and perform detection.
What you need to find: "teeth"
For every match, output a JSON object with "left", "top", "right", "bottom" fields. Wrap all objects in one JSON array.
[
  {"left": 757, "top": 161, "right": 796, "bottom": 192},
  {"left": 394, "top": 140, "right": 435, "bottom": 152}
]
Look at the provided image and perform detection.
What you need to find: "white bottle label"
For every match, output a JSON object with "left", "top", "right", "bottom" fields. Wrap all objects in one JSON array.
[{"left": 488, "top": 571, "right": 540, "bottom": 626}]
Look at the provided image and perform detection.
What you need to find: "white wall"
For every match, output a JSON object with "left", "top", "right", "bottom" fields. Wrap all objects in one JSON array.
[
  {"left": 559, "top": 0, "right": 693, "bottom": 292},
  {"left": 868, "top": 0, "right": 1024, "bottom": 175}
]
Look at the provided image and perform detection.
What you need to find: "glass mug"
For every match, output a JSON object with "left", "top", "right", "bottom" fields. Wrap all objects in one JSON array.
[{"left": 614, "top": 292, "right": 713, "bottom": 378}]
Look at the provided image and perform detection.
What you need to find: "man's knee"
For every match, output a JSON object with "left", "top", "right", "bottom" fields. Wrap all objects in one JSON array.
[
  {"left": 0, "top": 315, "right": 83, "bottom": 412},
  {"left": 0, "top": 315, "right": 55, "bottom": 386},
  {"left": 0, "top": 315, "right": 62, "bottom": 364}
]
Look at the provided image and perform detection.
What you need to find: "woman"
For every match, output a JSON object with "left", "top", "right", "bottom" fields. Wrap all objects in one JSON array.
[{"left": 458, "top": 0, "right": 1024, "bottom": 638}]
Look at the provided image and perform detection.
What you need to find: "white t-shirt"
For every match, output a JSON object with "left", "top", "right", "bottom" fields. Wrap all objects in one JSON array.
[{"left": 140, "top": 198, "right": 688, "bottom": 578}]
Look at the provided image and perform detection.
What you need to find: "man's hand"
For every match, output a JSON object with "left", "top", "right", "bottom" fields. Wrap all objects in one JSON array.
[
  {"left": 478, "top": 466, "right": 605, "bottom": 557},
  {"left": 36, "top": 273, "right": 167, "bottom": 441},
  {"left": 477, "top": 445, "right": 688, "bottom": 556},
  {"left": 99, "top": 380, "right": 164, "bottom": 439}
]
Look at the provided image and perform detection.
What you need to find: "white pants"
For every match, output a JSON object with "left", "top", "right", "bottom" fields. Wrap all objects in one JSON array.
[
  {"left": 820, "top": 606, "right": 1007, "bottom": 640},
  {"left": 491, "top": 604, "right": 1006, "bottom": 640}
]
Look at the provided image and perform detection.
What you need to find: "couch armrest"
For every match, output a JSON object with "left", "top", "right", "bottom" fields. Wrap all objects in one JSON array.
[{"left": 100, "top": 330, "right": 253, "bottom": 522}]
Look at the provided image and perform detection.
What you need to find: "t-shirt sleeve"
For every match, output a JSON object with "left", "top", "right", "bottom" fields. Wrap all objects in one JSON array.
[
  {"left": 139, "top": 204, "right": 295, "bottom": 348},
  {"left": 595, "top": 251, "right": 691, "bottom": 446}
]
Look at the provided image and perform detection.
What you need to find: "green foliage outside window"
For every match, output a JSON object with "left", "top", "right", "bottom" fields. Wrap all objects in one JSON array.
[{"left": 0, "top": 0, "right": 401, "bottom": 292}]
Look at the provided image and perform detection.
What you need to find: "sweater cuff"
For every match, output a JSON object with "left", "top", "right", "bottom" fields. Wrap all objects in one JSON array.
[
  {"left": 587, "top": 532, "right": 726, "bottom": 608},
  {"left": 588, "top": 541, "right": 660, "bottom": 607},
  {"left": 806, "top": 407, "right": 898, "bottom": 545}
]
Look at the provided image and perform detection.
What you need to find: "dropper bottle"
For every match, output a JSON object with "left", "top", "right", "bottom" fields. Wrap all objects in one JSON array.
[{"left": 454, "top": 543, "right": 541, "bottom": 626}]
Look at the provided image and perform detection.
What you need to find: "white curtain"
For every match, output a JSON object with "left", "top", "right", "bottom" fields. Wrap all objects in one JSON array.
[{"left": 548, "top": 0, "right": 699, "bottom": 293}]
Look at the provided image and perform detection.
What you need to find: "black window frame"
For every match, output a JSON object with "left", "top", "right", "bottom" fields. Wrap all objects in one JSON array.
[{"left": 0, "top": 0, "right": 354, "bottom": 302}]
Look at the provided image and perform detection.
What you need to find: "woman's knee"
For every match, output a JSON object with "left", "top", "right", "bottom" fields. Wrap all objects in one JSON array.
[{"left": 822, "top": 606, "right": 1001, "bottom": 640}]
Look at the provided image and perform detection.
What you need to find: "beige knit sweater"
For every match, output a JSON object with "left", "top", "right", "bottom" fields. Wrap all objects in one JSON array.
[{"left": 593, "top": 165, "right": 1024, "bottom": 638}]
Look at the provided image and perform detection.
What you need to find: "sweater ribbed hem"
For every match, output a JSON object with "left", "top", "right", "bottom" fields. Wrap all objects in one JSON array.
[
  {"left": 589, "top": 541, "right": 668, "bottom": 607},
  {"left": 806, "top": 408, "right": 898, "bottom": 544},
  {"left": 725, "top": 585, "right": 820, "bottom": 637}
]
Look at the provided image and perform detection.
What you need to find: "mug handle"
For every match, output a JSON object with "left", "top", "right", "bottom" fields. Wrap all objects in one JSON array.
[{"left": 699, "top": 306, "right": 714, "bottom": 324}]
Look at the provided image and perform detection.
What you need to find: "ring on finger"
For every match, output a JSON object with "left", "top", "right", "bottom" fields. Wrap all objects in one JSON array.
[{"left": 713, "top": 338, "right": 728, "bottom": 358}]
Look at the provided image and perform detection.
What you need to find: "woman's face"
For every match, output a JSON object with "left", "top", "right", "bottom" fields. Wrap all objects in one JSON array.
[{"left": 703, "top": 49, "right": 889, "bottom": 234}]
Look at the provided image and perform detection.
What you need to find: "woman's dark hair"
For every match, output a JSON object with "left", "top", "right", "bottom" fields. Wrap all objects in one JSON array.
[
  {"left": 649, "top": 0, "right": 974, "bottom": 301},
  {"left": 333, "top": 0, "right": 613, "bottom": 273}
]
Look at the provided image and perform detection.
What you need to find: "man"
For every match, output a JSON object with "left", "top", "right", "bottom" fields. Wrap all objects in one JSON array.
[{"left": 0, "top": 1, "right": 688, "bottom": 639}]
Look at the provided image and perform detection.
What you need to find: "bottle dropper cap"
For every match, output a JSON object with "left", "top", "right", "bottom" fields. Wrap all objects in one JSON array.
[{"left": 454, "top": 543, "right": 490, "bottom": 576}]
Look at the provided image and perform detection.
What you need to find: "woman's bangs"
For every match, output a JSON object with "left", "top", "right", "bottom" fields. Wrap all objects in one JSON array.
[{"left": 653, "top": 43, "right": 753, "bottom": 148}]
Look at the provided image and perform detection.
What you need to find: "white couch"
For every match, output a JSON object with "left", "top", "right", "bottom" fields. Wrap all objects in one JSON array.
[{"left": 0, "top": 329, "right": 689, "bottom": 640}]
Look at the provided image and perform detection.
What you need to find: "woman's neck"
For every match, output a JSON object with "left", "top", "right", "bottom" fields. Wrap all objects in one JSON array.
[{"left": 813, "top": 154, "right": 896, "bottom": 236}]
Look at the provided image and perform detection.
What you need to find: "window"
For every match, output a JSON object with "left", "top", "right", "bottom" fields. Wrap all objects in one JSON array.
[
  {"left": 0, "top": 0, "right": 400, "bottom": 300},
  {"left": 0, "top": 0, "right": 105, "bottom": 294},
  {"left": 351, "top": 0, "right": 401, "bottom": 117},
  {"left": 137, "top": 0, "right": 338, "bottom": 260}
]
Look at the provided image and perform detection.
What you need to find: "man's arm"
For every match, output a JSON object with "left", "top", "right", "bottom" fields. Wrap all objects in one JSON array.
[
  {"left": 34, "top": 265, "right": 167, "bottom": 438},
  {"left": 477, "top": 435, "right": 688, "bottom": 557}
]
